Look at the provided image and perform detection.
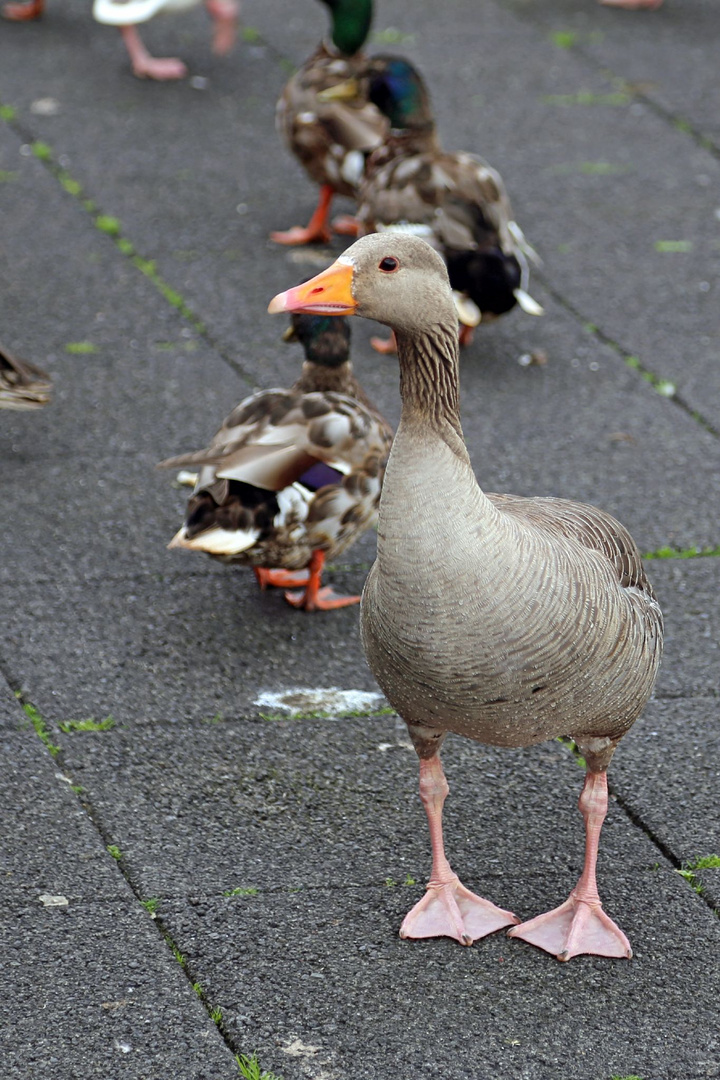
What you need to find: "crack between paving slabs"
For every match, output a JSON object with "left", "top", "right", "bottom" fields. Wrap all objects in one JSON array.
[
  {"left": 536, "top": 273, "right": 720, "bottom": 439},
  {"left": 495, "top": 0, "right": 720, "bottom": 160},
  {"left": 0, "top": 666, "right": 271, "bottom": 1069},
  {"left": 0, "top": 108, "right": 261, "bottom": 394}
]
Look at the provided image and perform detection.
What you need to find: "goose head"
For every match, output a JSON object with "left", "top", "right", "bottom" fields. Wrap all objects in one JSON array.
[{"left": 268, "top": 233, "right": 458, "bottom": 339}]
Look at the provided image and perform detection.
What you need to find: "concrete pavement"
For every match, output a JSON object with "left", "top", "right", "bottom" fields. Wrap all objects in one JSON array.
[{"left": 1, "top": 0, "right": 718, "bottom": 1077}]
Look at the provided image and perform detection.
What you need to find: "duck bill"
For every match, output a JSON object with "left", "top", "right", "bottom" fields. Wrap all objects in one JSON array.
[
  {"left": 317, "top": 77, "right": 360, "bottom": 103},
  {"left": 268, "top": 261, "right": 356, "bottom": 317}
]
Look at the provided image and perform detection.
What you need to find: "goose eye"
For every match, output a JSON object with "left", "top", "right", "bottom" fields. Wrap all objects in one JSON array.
[{"left": 378, "top": 256, "right": 399, "bottom": 273}]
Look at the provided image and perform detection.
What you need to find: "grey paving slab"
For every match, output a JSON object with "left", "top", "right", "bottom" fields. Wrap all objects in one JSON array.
[
  {"left": 1, "top": 2, "right": 719, "bottom": 1078},
  {"left": 50, "top": 710, "right": 673, "bottom": 900},
  {"left": 0, "top": 561, "right": 379, "bottom": 725},
  {"left": 0, "top": 687, "right": 239, "bottom": 1078},
  {"left": 1, "top": 901, "right": 239, "bottom": 1080},
  {"left": 504, "top": 0, "right": 720, "bottom": 143},
  {"left": 647, "top": 556, "right": 720, "bottom": 698},
  {"left": 158, "top": 869, "right": 720, "bottom": 1080},
  {"left": 2, "top": 0, "right": 719, "bottom": 432},
  {"left": 612, "top": 696, "right": 720, "bottom": 862},
  {"left": 697, "top": 869, "right": 720, "bottom": 912}
]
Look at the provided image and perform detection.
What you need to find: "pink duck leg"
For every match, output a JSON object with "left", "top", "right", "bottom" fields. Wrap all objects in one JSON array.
[
  {"left": 508, "top": 770, "right": 632, "bottom": 961},
  {"left": 120, "top": 25, "right": 188, "bottom": 80},
  {"left": 206, "top": 0, "right": 239, "bottom": 55},
  {"left": 400, "top": 756, "right": 519, "bottom": 945}
]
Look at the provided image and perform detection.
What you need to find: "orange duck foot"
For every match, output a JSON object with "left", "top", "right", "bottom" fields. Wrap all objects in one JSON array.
[
  {"left": 332, "top": 214, "right": 361, "bottom": 237},
  {"left": 284, "top": 585, "right": 360, "bottom": 612},
  {"left": 508, "top": 895, "right": 632, "bottom": 961},
  {"left": 400, "top": 877, "right": 519, "bottom": 946},
  {"left": 254, "top": 567, "right": 309, "bottom": 590},
  {"left": 270, "top": 224, "right": 332, "bottom": 246},
  {"left": 271, "top": 184, "right": 334, "bottom": 246},
  {"left": 370, "top": 330, "right": 398, "bottom": 355},
  {"left": 599, "top": 0, "right": 662, "bottom": 7},
  {"left": 2, "top": 0, "right": 44, "bottom": 19}
]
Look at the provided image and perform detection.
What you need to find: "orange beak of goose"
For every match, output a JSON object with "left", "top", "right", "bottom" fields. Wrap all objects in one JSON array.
[{"left": 268, "top": 260, "right": 356, "bottom": 317}]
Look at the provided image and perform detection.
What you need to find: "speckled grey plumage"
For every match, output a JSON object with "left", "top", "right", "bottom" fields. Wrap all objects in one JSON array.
[{"left": 346, "top": 233, "right": 663, "bottom": 772}]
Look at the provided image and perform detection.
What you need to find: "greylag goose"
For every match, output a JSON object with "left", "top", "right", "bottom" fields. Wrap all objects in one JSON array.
[
  {"left": 268, "top": 233, "right": 663, "bottom": 959},
  {"left": 0, "top": 342, "right": 52, "bottom": 410},
  {"left": 159, "top": 311, "right": 392, "bottom": 611}
]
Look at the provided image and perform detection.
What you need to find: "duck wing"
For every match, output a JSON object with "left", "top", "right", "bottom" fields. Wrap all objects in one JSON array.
[{"left": 0, "top": 342, "right": 52, "bottom": 410}]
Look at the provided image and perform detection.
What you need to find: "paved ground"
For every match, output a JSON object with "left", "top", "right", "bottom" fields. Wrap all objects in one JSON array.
[{"left": 1, "top": 0, "right": 719, "bottom": 1077}]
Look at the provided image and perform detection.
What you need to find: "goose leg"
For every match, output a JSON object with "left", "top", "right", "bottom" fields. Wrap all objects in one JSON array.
[
  {"left": 120, "top": 25, "right": 187, "bottom": 80},
  {"left": 284, "top": 550, "right": 360, "bottom": 611},
  {"left": 270, "top": 185, "right": 334, "bottom": 246},
  {"left": 400, "top": 756, "right": 519, "bottom": 946},
  {"left": 507, "top": 770, "right": 632, "bottom": 961}
]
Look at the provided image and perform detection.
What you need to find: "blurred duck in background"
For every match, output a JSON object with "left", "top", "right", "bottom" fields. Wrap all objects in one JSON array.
[
  {"left": 0, "top": 342, "right": 52, "bottom": 410},
  {"left": 92, "top": 0, "right": 240, "bottom": 80},
  {"left": 2, "top": 0, "right": 240, "bottom": 64},
  {"left": 355, "top": 56, "right": 542, "bottom": 353},
  {"left": 272, "top": 0, "right": 391, "bottom": 245}
]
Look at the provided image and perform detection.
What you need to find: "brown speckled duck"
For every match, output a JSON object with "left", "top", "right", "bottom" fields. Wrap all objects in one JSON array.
[
  {"left": 0, "top": 341, "right": 52, "bottom": 410},
  {"left": 269, "top": 233, "right": 663, "bottom": 959},
  {"left": 356, "top": 57, "right": 542, "bottom": 351},
  {"left": 159, "top": 312, "right": 392, "bottom": 611},
  {"left": 271, "top": 0, "right": 390, "bottom": 245}
]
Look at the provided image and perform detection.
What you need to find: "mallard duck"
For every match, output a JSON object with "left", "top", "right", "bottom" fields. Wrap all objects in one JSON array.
[
  {"left": 92, "top": 0, "right": 239, "bottom": 80},
  {"left": 158, "top": 311, "right": 392, "bottom": 611},
  {"left": 269, "top": 233, "right": 663, "bottom": 959},
  {"left": 0, "top": 342, "right": 52, "bottom": 410},
  {"left": 271, "top": 0, "right": 390, "bottom": 246},
  {"left": 356, "top": 56, "right": 542, "bottom": 351}
]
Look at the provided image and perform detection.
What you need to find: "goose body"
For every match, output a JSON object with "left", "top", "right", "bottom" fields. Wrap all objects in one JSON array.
[
  {"left": 0, "top": 342, "right": 52, "bottom": 410},
  {"left": 160, "top": 313, "right": 392, "bottom": 611},
  {"left": 269, "top": 233, "right": 662, "bottom": 958},
  {"left": 357, "top": 58, "right": 542, "bottom": 344},
  {"left": 271, "top": 0, "right": 389, "bottom": 245}
]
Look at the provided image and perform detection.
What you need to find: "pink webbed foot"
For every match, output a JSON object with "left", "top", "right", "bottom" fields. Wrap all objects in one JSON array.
[
  {"left": 508, "top": 895, "right": 632, "bottom": 961},
  {"left": 134, "top": 56, "right": 188, "bottom": 80},
  {"left": 120, "top": 26, "right": 187, "bottom": 80},
  {"left": 401, "top": 877, "right": 519, "bottom": 946}
]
